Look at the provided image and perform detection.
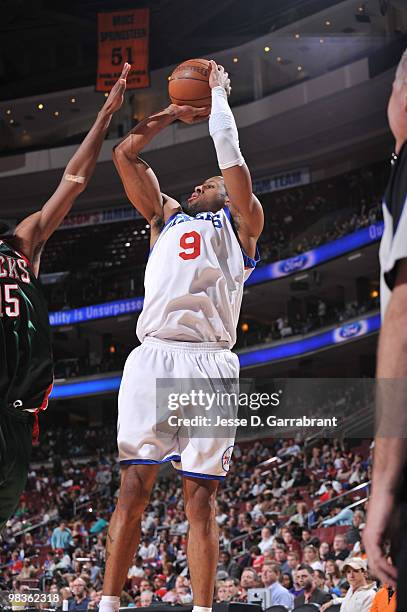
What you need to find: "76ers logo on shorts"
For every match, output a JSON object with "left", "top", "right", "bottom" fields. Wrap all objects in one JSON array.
[{"left": 221, "top": 446, "right": 234, "bottom": 472}]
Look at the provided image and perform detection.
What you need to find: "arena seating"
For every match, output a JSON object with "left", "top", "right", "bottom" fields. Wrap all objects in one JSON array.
[{"left": 1, "top": 435, "right": 373, "bottom": 608}]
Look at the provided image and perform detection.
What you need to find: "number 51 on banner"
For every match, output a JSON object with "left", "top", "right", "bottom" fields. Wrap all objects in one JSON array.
[{"left": 96, "top": 9, "right": 150, "bottom": 92}]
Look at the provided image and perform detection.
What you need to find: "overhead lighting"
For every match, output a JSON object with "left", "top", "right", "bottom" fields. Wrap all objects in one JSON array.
[
  {"left": 325, "top": 19, "right": 332, "bottom": 26},
  {"left": 104, "top": 92, "right": 109, "bottom": 98},
  {"left": 145, "top": 224, "right": 150, "bottom": 229},
  {"left": 133, "top": 230, "right": 138, "bottom": 235},
  {"left": 141, "top": 230, "right": 146, "bottom": 234},
  {"left": 37, "top": 103, "right": 44, "bottom": 110},
  {"left": 371, "top": 289, "right": 379, "bottom": 298},
  {"left": 5, "top": 109, "right": 11, "bottom": 115},
  {"left": 297, "top": 65, "right": 303, "bottom": 72},
  {"left": 264, "top": 46, "right": 271, "bottom": 53},
  {"left": 277, "top": 56, "right": 282, "bottom": 63},
  {"left": 241, "top": 322, "right": 249, "bottom": 333},
  {"left": 54, "top": 111, "right": 59, "bottom": 117},
  {"left": 233, "top": 57, "right": 238, "bottom": 63},
  {"left": 9, "top": 119, "right": 14, "bottom": 124},
  {"left": 125, "top": 242, "right": 131, "bottom": 247},
  {"left": 71, "top": 97, "right": 76, "bottom": 103},
  {"left": 320, "top": 38, "right": 325, "bottom": 43},
  {"left": 294, "top": 33, "right": 300, "bottom": 39}
]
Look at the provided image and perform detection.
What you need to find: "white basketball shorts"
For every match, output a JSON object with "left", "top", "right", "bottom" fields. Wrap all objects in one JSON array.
[{"left": 117, "top": 337, "right": 240, "bottom": 480}]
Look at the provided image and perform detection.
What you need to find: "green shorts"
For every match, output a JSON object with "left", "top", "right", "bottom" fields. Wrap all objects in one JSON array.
[{"left": 0, "top": 404, "right": 34, "bottom": 532}]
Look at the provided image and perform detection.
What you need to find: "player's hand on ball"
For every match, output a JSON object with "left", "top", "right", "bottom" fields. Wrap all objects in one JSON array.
[
  {"left": 103, "top": 62, "right": 131, "bottom": 114},
  {"left": 209, "top": 60, "right": 231, "bottom": 96},
  {"left": 168, "top": 104, "right": 210, "bottom": 124}
]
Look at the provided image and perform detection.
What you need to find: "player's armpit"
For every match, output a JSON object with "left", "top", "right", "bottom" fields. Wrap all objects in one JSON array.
[
  {"left": 161, "top": 193, "right": 182, "bottom": 223},
  {"left": 222, "top": 163, "right": 264, "bottom": 242}
]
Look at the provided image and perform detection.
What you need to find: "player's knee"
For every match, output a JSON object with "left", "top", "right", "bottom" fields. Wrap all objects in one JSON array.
[
  {"left": 185, "top": 485, "right": 216, "bottom": 525},
  {"left": 117, "top": 469, "right": 151, "bottom": 518}
]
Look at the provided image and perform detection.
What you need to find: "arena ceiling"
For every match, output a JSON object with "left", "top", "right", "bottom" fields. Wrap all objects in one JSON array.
[{"left": 0, "top": 0, "right": 346, "bottom": 100}]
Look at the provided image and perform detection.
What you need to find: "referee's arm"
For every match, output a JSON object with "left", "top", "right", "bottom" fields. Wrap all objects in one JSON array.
[{"left": 363, "top": 257, "right": 407, "bottom": 586}]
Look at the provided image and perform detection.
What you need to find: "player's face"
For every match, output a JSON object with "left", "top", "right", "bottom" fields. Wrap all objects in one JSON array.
[{"left": 184, "top": 177, "right": 227, "bottom": 215}]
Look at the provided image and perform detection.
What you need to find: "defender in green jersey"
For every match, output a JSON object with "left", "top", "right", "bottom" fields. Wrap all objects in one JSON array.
[{"left": 0, "top": 63, "right": 131, "bottom": 531}]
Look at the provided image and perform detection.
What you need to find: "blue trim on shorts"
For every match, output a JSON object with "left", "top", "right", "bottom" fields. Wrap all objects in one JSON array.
[
  {"left": 176, "top": 469, "right": 226, "bottom": 481},
  {"left": 120, "top": 454, "right": 181, "bottom": 466}
]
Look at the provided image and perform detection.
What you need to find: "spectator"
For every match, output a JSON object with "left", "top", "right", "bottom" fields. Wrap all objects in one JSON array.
[
  {"left": 345, "top": 509, "right": 365, "bottom": 545},
  {"left": 327, "top": 534, "right": 350, "bottom": 562},
  {"left": 258, "top": 526, "right": 275, "bottom": 554},
  {"left": 239, "top": 567, "right": 261, "bottom": 602},
  {"left": 321, "top": 559, "right": 376, "bottom": 611},
  {"left": 68, "top": 578, "right": 90, "bottom": 611},
  {"left": 261, "top": 562, "right": 294, "bottom": 609},
  {"left": 303, "top": 545, "right": 324, "bottom": 571},
  {"left": 281, "top": 527, "right": 302, "bottom": 559},
  {"left": 127, "top": 555, "right": 145, "bottom": 579},
  {"left": 290, "top": 569, "right": 303, "bottom": 598},
  {"left": 319, "top": 541, "right": 330, "bottom": 562},
  {"left": 322, "top": 503, "right": 354, "bottom": 526},
  {"left": 274, "top": 545, "right": 290, "bottom": 573},
  {"left": 369, "top": 583, "right": 397, "bottom": 611},
  {"left": 294, "top": 563, "right": 332, "bottom": 607},
  {"left": 224, "top": 578, "right": 239, "bottom": 601},
  {"left": 139, "top": 590, "right": 154, "bottom": 607},
  {"left": 139, "top": 537, "right": 157, "bottom": 561},
  {"left": 286, "top": 551, "right": 300, "bottom": 575},
  {"left": 17, "top": 559, "right": 36, "bottom": 580},
  {"left": 217, "top": 551, "right": 241, "bottom": 580},
  {"left": 281, "top": 572, "right": 293, "bottom": 591},
  {"left": 51, "top": 521, "right": 73, "bottom": 551}
]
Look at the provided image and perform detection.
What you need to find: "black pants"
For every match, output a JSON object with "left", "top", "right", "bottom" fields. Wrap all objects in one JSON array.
[
  {"left": 397, "top": 503, "right": 407, "bottom": 611},
  {"left": 0, "top": 404, "right": 33, "bottom": 531}
]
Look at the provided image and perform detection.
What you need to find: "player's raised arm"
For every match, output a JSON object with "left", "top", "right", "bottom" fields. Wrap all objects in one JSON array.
[
  {"left": 12, "top": 63, "right": 131, "bottom": 276},
  {"left": 208, "top": 60, "right": 264, "bottom": 257},
  {"left": 112, "top": 104, "right": 209, "bottom": 244}
]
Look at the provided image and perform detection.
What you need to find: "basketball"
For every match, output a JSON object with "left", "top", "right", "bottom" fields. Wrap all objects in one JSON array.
[{"left": 168, "top": 58, "right": 211, "bottom": 107}]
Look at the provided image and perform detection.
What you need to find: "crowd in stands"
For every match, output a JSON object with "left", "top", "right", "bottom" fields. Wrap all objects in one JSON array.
[
  {"left": 1, "top": 429, "right": 391, "bottom": 611},
  {"left": 36, "top": 161, "right": 388, "bottom": 312}
]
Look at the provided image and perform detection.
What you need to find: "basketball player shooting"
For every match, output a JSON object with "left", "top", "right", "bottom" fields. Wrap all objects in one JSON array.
[
  {"left": 0, "top": 64, "right": 130, "bottom": 531},
  {"left": 100, "top": 61, "right": 264, "bottom": 612}
]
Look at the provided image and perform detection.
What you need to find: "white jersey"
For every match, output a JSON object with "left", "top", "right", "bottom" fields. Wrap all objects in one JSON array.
[
  {"left": 136, "top": 207, "right": 258, "bottom": 348},
  {"left": 379, "top": 145, "right": 407, "bottom": 317}
]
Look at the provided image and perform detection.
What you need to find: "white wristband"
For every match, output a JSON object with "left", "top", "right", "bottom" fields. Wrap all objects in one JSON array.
[{"left": 209, "top": 87, "right": 244, "bottom": 170}]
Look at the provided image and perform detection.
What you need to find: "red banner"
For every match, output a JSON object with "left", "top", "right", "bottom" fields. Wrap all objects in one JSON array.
[{"left": 96, "top": 9, "right": 150, "bottom": 91}]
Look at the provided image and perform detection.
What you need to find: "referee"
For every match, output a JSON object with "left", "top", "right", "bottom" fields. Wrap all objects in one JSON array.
[{"left": 364, "top": 50, "right": 407, "bottom": 609}]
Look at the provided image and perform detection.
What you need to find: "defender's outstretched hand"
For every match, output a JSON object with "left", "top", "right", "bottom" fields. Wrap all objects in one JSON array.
[
  {"left": 209, "top": 60, "right": 231, "bottom": 96},
  {"left": 103, "top": 62, "right": 131, "bottom": 115}
]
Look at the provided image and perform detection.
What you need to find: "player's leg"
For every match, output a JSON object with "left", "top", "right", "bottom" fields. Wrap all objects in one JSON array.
[
  {"left": 102, "top": 464, "right": 159, "bottom": 598},
  {"left": 0, "top": 407, "right": 33, "bottom": 531},
  {"left": 183, "top": 475, "right": 220, "bottom": 607}
]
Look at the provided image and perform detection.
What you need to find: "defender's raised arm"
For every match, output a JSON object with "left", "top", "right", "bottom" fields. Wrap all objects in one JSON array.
[{"left": 13, "top": 63, "right": 131, "bottom": 276}]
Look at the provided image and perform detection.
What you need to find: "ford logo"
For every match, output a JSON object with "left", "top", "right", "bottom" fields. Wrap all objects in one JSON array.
[
  {"left": 339, "top": 322, "right": 362, "bottom": 339},
  {"left": 278, "top": 254, "right": 309, "bottom": 274}
]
